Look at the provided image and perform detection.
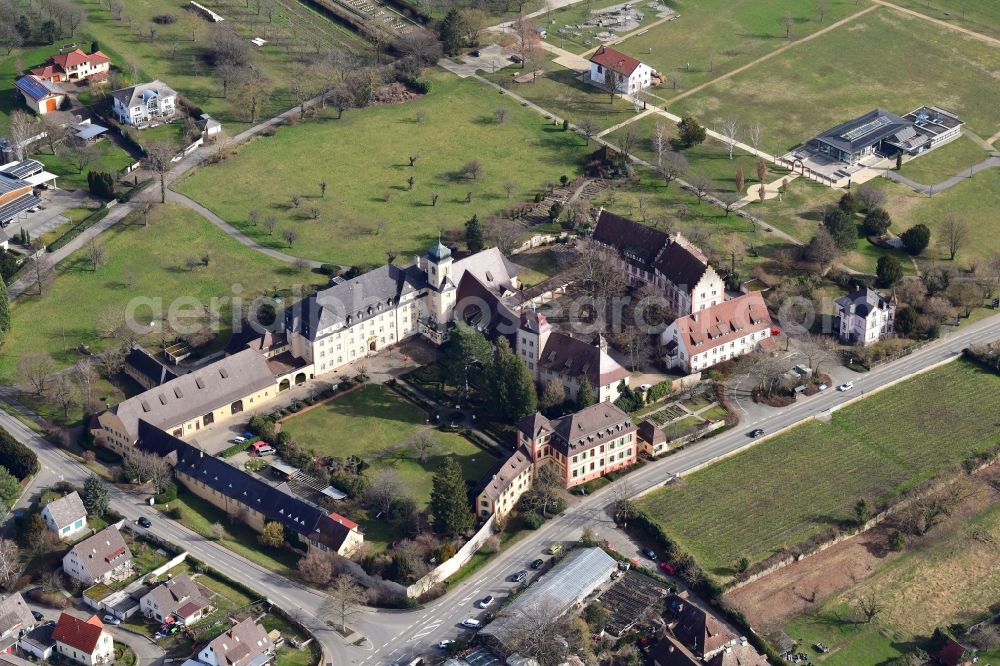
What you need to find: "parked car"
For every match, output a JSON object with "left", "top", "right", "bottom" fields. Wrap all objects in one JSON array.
[
  {"left": 242, "top": 432, "right": 255, "bottom": 439},
  {"left": 510, "top": 570, "right": 528, "bottom": 583},
  {"left": 102, "top": 614, "right": 121, "bottom": 625},
  {"left": 461, "top": 618, "right": 481, "bottom": 629},
  {"left": 137, "top": 516, "right": 152, "bottom": 528},
  {"left": 509, "top": 54, "right": 523, "bottom": 63},
  {"left": 437, "top": 640, "right": 454, "bottom": 649},
  {"left": 530, "top": 558, "right": 544, "bottom": 569},
  {"left": 231, "top": 436, "right": 246, "bottom": 444},
  {"left": 642, "top": 548, "right": 657, "bottom": 561},
  {"left": 639, "top": 383, "right": 652, "bottom": 392},
  {"left": 478, "top": 595, "right": 495, "bottom": 608},
  {"left": 547, "top": 543, "right": 562, "bottom": 555},
  {"left": 749, "top": 428, "right": 765, "bottom": 438},
  {"left": 837, "top": 382, "right": 854, "bottom": 392},
  {"left": 31, "top": 611, "right": 44, "bottom": 622},
  {"left": 469, "top": 49, "right": 480, "bottom": 57},
  {"left": 658, "top": 562, "right": 675, "bottom": 575},
  {"left": 251, "top": 441, "right": 276, "bottom": 456},
  {"left": 817, "top": 383, "right": 829, "bottom": 391}
]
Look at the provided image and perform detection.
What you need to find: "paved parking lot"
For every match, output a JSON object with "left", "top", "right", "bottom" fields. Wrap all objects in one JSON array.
[
  {"left": 5, "top": 188, "right": 99, "bottom": 240},
  {"left": 440, "top": 44, "right": 518, "bottom": 78}
]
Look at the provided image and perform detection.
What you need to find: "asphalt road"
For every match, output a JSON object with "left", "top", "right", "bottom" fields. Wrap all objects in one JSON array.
[{"left": 3, "top": 311, "right": 999, "bottom": 665}]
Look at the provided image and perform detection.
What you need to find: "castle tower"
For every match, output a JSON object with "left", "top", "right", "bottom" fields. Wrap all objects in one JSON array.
[
  {"left": 426, "top": 238, "right": 456, "bottom": 328},
  {"left": 518, "top": 307, "right": 552, "bottom": 380}
]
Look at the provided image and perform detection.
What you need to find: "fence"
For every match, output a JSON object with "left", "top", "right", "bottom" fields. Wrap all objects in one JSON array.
[
  {"left": 406, "top": 514, "right": 496, "bottom": 598},
  {"left": 172, "top": 137, "right": 204, "bottom": 163},
  {"left": 148, "top": 551, "right": 189, "bottom": 578}
]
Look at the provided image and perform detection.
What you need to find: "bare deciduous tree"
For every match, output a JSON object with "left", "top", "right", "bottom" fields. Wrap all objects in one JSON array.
[
  {"left": 720, "top": 117, "right": 740, "bottom": 159},
  {"left": 365, "top": 468, "right": 399, "bottom": 518},
  {"left": 578, "top": 117, "right": 598, "bottom": 145},
  {"left": 487, "top": 217, "right": 525, "bottom": 255},
  {"left": 45, "top": 374, "right": 79, "bottom": 419},
  {"left": 87, "top": 239, "right": 108, "bottom": 271},
  {"left": 17, "top": 352, "right": 56, "bottom": 395},
  {"left": 657, "top": 151, "right": 688, "bottom": 190},
  {"left": 0, "top": 540, "right": 22, "bottom": 589},
  {"left": 145, "top": 142, "right": 174, "bottom": 204},
  {"left": 321, "top": 575, "right": 364, "bottom": 631},
  {"left": 855, "top": 593, "right": 884, "bottom": 624},
  {"left": 939, "top": 214, "right": 969, "bottom": 261},
  {"left": 411, "top": 430, "right": 435, "bottom": 463},
  {"left": 689, "top": 174, "right": 713, "bottom": 203}
]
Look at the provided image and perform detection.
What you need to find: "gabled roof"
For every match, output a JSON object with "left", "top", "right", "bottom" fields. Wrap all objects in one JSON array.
[
  {"left": 637, "top": 420, "right": 666, "bottom": 446},
  {"left": 667, "top": 593, "right": 735, "bottom": 659},
  {"left": 835, "top": 286, "right": 893, "bottom": 319},
  {"left": 651, "top": 636, "right": 700, "bottom": 666},
  {"left": 51, "top": 49, "right": 110, "bottom": 69},
  {"left": 549, "top": 403, "right": 635, "bottom": 457},
  {"left": 204, "top": 618, "right": 271, "bottom": 666},
  {"left": 67, "top": 526, "right": 132, "bottom": 581},
  {"left": 43, "top": 491, "right": 87, "bottom": 529},
  {"left": 452, "top": 247, "right": 519, "bottom": 298},
  {"left": 590, "top": 46, "right": 642, "bottom": 77},
  {"left": 671, "top": 293, "right": 772, "bottom": 358},
  {"left": 706, "top": 642, "right": 768, "bottom": 666},
  {"left": 14, "top": 75, "right": 64, "bottom": 101},
  {"left": 136, "top": 421, "right": 357, "bottom": 552},
  {"left": 537, "top": 331, "right": 630, "bottom": 388},
  {"left": 517, "top": 412, "right": 552, "bottom": 440},
  {"left": 52, "top": 614, "right": 105, "bottom": 654},
  {"left": 125, "top": 346, "right": 179, "bottom": 387},
  {"left": 813, "top": 108, "right": 912, "bottom": 154},
  {"left": 592, "top": 210, "right": 669, "bottom": 271},
  {"left": 476, "top": 446, "right": 533, "bottom": 502},
  {"left": 652, "top": 234, "right": 713, "bottom": 292},
  {"left": 454, "top": 272, "right": 518, "bottom": 339},
  {"left": 142, "top": 574, "right": 211, "bottom": 618},
  {"left": 0, "top": 593, "right": 35, "bottom": 637},
  {"left": 111, "top": 80, "right": 177, "bottom": 109}
]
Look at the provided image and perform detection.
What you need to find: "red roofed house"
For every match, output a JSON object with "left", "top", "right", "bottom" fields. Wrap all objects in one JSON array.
[
  {"left": 31, "top": 49, "right": 111, "bottom": 83},
  {"left": 517, "top": 402, "right": 637, "bottom": 489},
  {"left": 661, "top": 292, "right": 773, "bottom": 374},
  {"left": 52, "top": 613, "right": 113, "bottom": 665},
  {"left": 589, "top": 45, "right": 654, "bottom": 95}
]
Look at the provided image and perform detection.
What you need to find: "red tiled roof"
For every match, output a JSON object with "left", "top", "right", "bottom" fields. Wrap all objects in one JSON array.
[
  {"left": 328, "top": 511, "right": 358, "bottom": 531},
  {"left": 52, "top": 614, "right": 104, "bottom": 654},
  {"left": 29, "top": 64, "right": 60, "bottom": 79},
  {"left": 590, "top": 46, "right": 642, "bottom": 77},
  {"left": 52, "top": 49, "right": 110, "bottom": 69},
  {"left": 672, "top": 292, "right": 772, "bottom": 358}
]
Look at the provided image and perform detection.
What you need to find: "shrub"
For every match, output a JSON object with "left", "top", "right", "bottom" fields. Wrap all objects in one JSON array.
[
  {"left": 862, "top": 207, "right": 892, "bottom": 236},
  {"left": 888, "top": 530, "right": 905, "bottom": 551},
  {"left": 155, "top": 483, "right": 177, "bottom": 503},
  {"left": 152, "top": 14, "right": 176, "bottom": 24},
  {"left": 525, "top": 511, "right": 545, "bottom": 529},
  {"left": 0, "top": 427, "right": 39, "bottom": 479},
  {"left": 169, "top": 506, "right": 183, "bottom": 519},
  {"left": 900, "top": 224, "right": 931, "bottom": 255}
]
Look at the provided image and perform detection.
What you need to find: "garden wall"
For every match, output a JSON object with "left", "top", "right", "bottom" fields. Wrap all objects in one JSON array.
[{"left": 406, "top": 515, "right": 496, "bottom": 598}]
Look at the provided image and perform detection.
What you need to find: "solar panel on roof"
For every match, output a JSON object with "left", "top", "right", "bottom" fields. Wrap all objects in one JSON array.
[
  {"left": 0, "top": 194, "right": 41, "bottom": 223},
  {"left": 15, "top": 76, "right": 51, "bottom": 101},
  {"left": 841, "top": 115, "right": 892, "bottom": 142},
  {"left": 0, "top": 160, "right": 43, "bottom": 179}
]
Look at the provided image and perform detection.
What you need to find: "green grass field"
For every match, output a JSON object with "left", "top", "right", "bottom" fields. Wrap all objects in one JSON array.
[
  {"left": 0, "top": 203, "right": 323, "bottom": 382},
  {"left": 541, "top": 0, "right": 662, "bottom": 53},
  {"left": 510, "top": 247, "right": 563, "bottom": 286},
  {"left": 281, "top": 384, "right": 498, "bottom": 508},
  {"left": 176, "top": 71, "right": 589, "bottom": 265},
  {"left": 886, "top": 0, "right": 1000, "bottom": 38},
  {"left": 896, "top": 133, "right": 991, "bottom": 185},
  {"left": 671, "top": 7, "right": 1000, "bottom": 152},
  {"left": 612, "top": 0, "right": 872, "bottom": 93},
  {"left": 636, "top": 360, "right": 1000, "bottom": 577},
  {"left": 35, "top": 140, "right": 136, "bottom": 190},
  {"left": 784, "top": 499, "right": 1000, "bottom": 665}
]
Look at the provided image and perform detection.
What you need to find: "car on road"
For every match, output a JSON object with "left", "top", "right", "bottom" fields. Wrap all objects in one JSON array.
[
  {"left": 642, "top": 548, "right": 657, "bottom": 561},
  {"left": 658, "top": 562, "right": 675, "bottom": 575},
  {"left": 748, "top": 428, "right": 765, "bottom": 438},
  {"left": 461, "top": 618, "right": 481, "bottom": 629},
  {"left": 31, "top": 610, "right": 44, "bottom": 621},
  {"left": 510, "top": 570, "right": 528, "bottom": 583},
  {"left": 547, "top": 543, "right": 562, "bottom": 555},
  {"left": 137, "top": 517, "right": 152, "bottom": 528},
  {"left": 437, "top": 640, "right": 454, "bottom": 649},
  {"left": 102, "top": 614, "right": 121, "bottom": 625},
  {"left": 478, "top": 595, "right": 495, "bottom": 608},
  {"left": 837, "top": 382, "right": 854, "bottom": 392},
  {"left": 530, "top": 558, "right": 544, "bottom": 569}
]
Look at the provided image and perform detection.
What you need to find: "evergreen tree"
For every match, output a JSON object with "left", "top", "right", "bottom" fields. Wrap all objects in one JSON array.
[
  {"left": 900, "top": 224, "right": 931, "bottom": 255},
  {"left": 822, "top": 207, "right": 858, "bottom": 251},
  {"left": 489, "top": 338, "right": 537, "bottom": 422},
  {"left": 0, "top": 275, "right": 9, "bottom": 346},
  {"left": 91, "top": 41, "right": 100, "bottom": 53},
  {"left": 876, "top": 255, "right": 903, "bottom": 288},
  {"left": 675, "top": 116, "right": 706, "bottom": 148},
  {"left": 465, "top": 214, "right": 485, "bottom": 253},
  {"left": 438, "top": 10, "right": 464, "bottom": 56},
  {"left": 0, "top": 466, "right": 20, "bottom": 507},
  {"left": 82, "top": 474, "right": 109, "bottom": 517},
  {"left": 431, "top": 456, "right": 474, "bottom": 535},
  {"left": 862, "top": 208, "right": 892, "bottom": 236},
  {"left": 441, "top": 323, "right": 492, "bottom": 392},
  {"left": 576, "top": 376, "right": 595, "bottom": 410}
]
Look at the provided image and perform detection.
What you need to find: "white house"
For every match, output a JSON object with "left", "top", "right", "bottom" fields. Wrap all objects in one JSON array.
[
  {"left": 111, "top": 80, "right": 177, "bottom": 127},
  {"left": 52, "top": 614, "right": 114, "bottom": 666},
  {"left": 41, "top": 491, "right": 88, "bottom": 540},
  {"left": 835, "top": 285, "right": 896, "bottom": 346},
  {"left": 589, "top": 46, "right": 654, "bottom": 95},
  {"left": 661, "top": 292, "right": 773, "bottom": 374},
  {"left": 196, "top": 618, "right": 272, "bottom": 666},
  {"left": 62, "top": 526, "right": 133, "bottom": 586}
]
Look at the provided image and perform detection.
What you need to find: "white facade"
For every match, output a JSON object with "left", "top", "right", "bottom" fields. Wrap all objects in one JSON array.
[
  {"left": 589, "top": 61, "right": 653, "bottom": 94},
  {"left": 56, "top": 633, "right": 113, "bottom": 666},
  {"left": 661, "top": 293, "right": 773, "bottom": 374},
  {"left": 112, "top": 82, "right": 177, "bottom": 127},
  {"left": 836, "top": 287, "right": 896, "bottom": 346},
  {"left": 41, "top": 499, "right": 88, "bottom": 540},
  {"left": 666, "top": 326, "right": 771, "bottom": 374}
]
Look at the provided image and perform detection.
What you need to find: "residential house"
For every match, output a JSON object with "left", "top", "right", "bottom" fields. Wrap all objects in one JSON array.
[
  {"left": 18, "top": 623, "right": 56, "bottom": 660},
  {"left": 661, "top": 292, "right": 773, "bottom": 374},
  {"left": 517, "top": 403, "right": 637, "bottom": 489},
  {"left": 111, "top": 80, "right": 177, "bottom": 127},
  {"left": 41, "top": 491, "right": 88, "bottom": 540},
  {"left": 517, "top": 311, "right": 631, "bottom": 403},
  {"left": 666, "top": 593, "right": 736, "bottom": 660},
  {"left": 705, "top": 640, "right": 768, "bottom": 666},
  {"left": 592, "top": 211, "right": 725, "bottom": 315},
  {"left": 139, "top": 573, "right": 213, "bottom": 625},
  {"left": 14, "top": 75, "right": 66, "bottom": 115},
  {"left": 835, "top": 285, "right": 896, "bottom": 346},
  {"left": 197, "top": 114, "right": 222, "bottom": 137},
  {"left": 934, "top": 637, "right": 972, "bottom": 666},
  {"left": 589, "top": 46, "right": 654, "bottom": 95},
  {"left": 91, "top": 348, "right": 294, "bottom": 452},
  {"left": 30, "top": 49, "right": 111, "bottom": 83},
  {"left": 651, "top": 636, "right": 700, "bottom": 666},
  {"left": 637, "top": 419, "right": 668, "bottom": 457},
  {"left": 62, "top": 526, "right": 133, "bottom": 586},
  {"left": 195, "top": 618, "right": 273, "bottom": 666},
  {"left": 135, "top": 420, "right": 363, "bottom": 557},
  {"left": 52, "top": 614, "right": 114, "bottom": 666},
  {"left": 0, "top": 593, "right": 35, "bottom": 640},
  {"left": 474, "top": 447, "right": 534, "bottom": 519}
]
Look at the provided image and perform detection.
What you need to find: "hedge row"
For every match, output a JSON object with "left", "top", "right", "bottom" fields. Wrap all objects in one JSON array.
[{"left": 47, "top": 207, "right": 110, "bottom": 253}]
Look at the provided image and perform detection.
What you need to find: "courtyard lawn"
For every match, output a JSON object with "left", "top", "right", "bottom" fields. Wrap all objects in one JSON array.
[
  {"left": 635, "top": 360, "right": 1000, "bottom": 578},
  {"left": 280, "top": 384, "right": 428, "bottom": 459},
  {"left": 483, "top": 62, "right": 644, "bottom": 131},
  {"left": 72, "top": 0, "right": 368, "bottom": 134},
  {"left": 840, "top": 234, "right": 918, "bottom": 276},
  {"left": 896, "top": 133, "right": 991, "bottom": 186},
  {"left": 0, "top": 203, "right": 323, "bottom": 382},
  {"left": 510, "top": 247, "right": 563, "bottom": 286},
  {"left": 870, "top": 169, "right": 1000, "bottom": 269},
  {"left": 609, "top": 0, "right": 872, "bottom": 94},
  {"left": 754, "top": 176, "right": 841, "bottom": 244},
  {"left": 784, "top": 500, "right": 1000, "bottom": 665},
  {"left": 35, "top": 140, "right": 136, "bottom": 190},
  {"left": 176, "top": 70, "right": 589, "bottom": 266},
  {"left": 671, "top": 7, "right": 1000, "bottom": 152}
]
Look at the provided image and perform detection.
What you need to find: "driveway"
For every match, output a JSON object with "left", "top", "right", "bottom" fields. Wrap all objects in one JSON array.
[
  {"left": 26, "top": 601, "right": 165, "bottom": 666},
  {"left": 438, "top": 44, "right": 517, "bottom": 78},
  {"left": 6, "top": 189, "right": 100, "bottom": 242}
]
